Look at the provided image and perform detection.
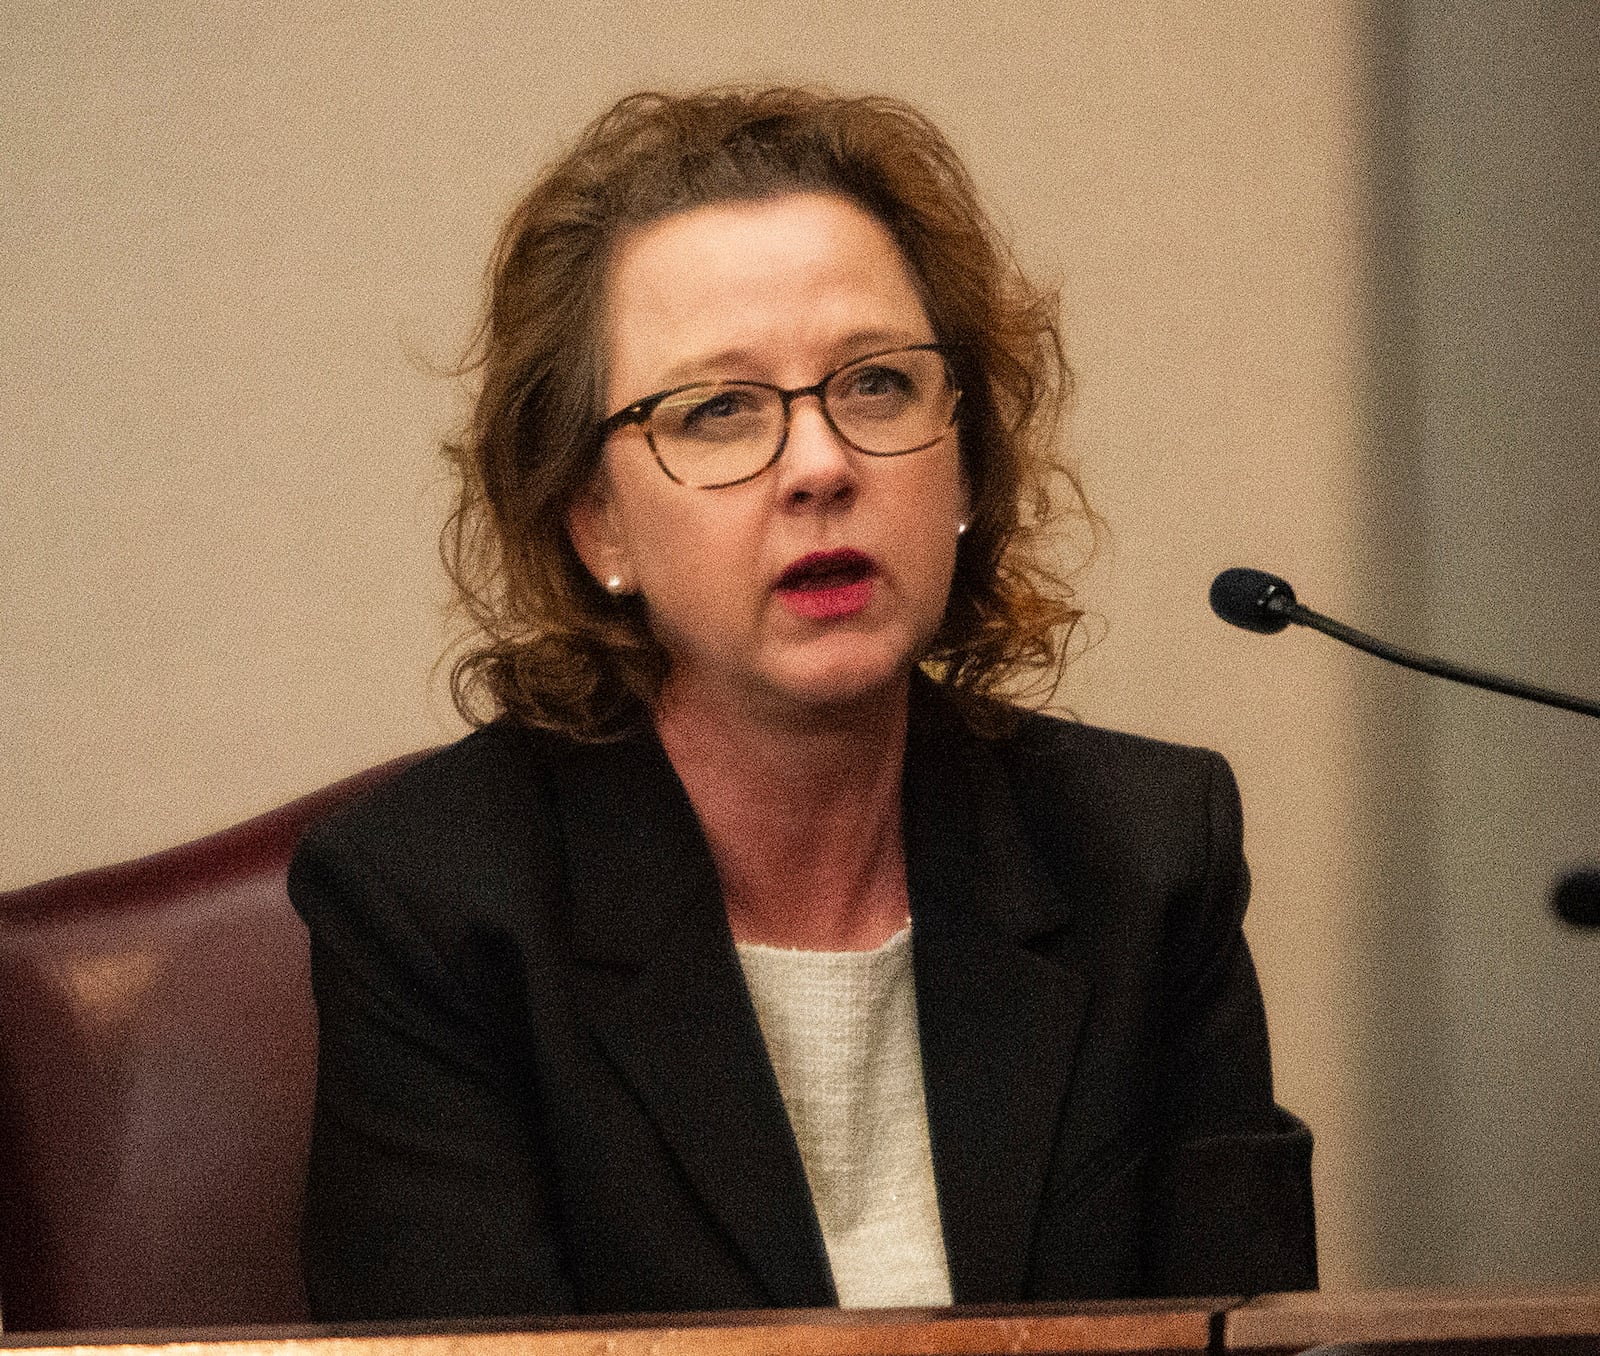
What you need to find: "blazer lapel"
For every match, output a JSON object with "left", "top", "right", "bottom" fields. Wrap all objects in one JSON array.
[
  {"left": 543, "top": 728, "right": 835, "bottom": 1308},
  {"left": 903, "top": 695, "right": 1095, "bottom": 1303}
]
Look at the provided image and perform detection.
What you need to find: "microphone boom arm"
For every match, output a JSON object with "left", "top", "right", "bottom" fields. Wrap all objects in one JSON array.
[{"left": 1266, "top": 593, "right": 1600, "bottom": 719}]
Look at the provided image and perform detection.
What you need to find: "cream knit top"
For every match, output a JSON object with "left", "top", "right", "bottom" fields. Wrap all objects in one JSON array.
[{"left": 735, "top": 925, "right": 953, "bottom": 1308}]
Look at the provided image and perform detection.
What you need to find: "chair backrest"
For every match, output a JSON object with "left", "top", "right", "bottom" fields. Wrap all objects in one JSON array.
[{"left": 0, "top": 753, "right": 425, "bottom": 1334}]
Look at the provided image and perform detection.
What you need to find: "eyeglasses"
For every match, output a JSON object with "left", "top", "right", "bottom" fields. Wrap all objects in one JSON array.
[{"left": 596, "top": 344, "right": 961, "bottom": 489}]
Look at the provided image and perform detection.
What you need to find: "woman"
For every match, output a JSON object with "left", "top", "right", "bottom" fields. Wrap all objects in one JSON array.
[{"left": 289, "top": 86, "right": 1315, "bottom": 1322}]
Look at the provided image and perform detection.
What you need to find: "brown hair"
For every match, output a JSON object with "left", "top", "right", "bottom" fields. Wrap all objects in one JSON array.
[{"left": 442, "top": 85, "right": 1093, "bottom": 737}]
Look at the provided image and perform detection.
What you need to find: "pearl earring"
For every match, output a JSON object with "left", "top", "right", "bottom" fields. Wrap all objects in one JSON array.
[
  {"left": 605, "top": 576, "right": 624, "bottom": 594},
  {"left": 956, "top": 521, "right": 969, "bottom": 536}
]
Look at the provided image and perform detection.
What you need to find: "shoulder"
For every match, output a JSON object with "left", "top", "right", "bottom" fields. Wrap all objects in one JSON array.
[
  {"left": 299, "top": 722, "right": 563, "bottom": 863},
  {"left": 960, "top": 704, "right": 1246, "bottom": 920},
  {"left": 947, "top": 697, "right": 1237, "bottom": 842},
  {"left": 995, "top": 708, "right": 1235, "bottom": 821},
  {"left": 288, "top": 720, "right": 599, "bottom": 950},
  {"left": 326, "top": 718, "right": 564, "bottom": 815},
  {"left": 911, "top": 680, "right": 1241, "bottom": 858}
]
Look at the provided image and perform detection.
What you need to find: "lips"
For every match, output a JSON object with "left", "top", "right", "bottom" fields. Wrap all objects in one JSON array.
[
  {"left": 775, "top": 548, "right": 876, "bottom": 592},
  {"left": 774, "top": 549, "right": 878, "bottom": 620}
]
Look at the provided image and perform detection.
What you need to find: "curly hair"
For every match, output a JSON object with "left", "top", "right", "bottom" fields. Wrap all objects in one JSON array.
[{"left": 442, "top": 85, "right": 1093, "bottom": 738}]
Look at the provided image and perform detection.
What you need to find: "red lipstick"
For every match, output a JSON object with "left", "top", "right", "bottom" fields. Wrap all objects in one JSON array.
[{"left": 774, "top": 549, "right": 878, "bottom": 620}]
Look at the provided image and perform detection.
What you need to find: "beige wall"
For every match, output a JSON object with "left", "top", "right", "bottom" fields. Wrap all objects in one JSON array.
[
  {"left": 1344, "top": 2, "right": 1600, "bottom": 1285},
  {"left": 6, "top": 1, "right": 1593, "bottom": 1291}
]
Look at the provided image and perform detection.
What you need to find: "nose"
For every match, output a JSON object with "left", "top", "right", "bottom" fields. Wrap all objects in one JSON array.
[{"left": 774, "top": 393, "right": 859, "bottom": 511}]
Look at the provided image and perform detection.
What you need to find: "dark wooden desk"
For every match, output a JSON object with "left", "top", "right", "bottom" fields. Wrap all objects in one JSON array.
[
  {"left": 4, "top": 1289, "right": 1597, "bottom": 1356},
  {"left": 1225, "top": 1287, "right": 1600, "bottom": 1354},
  {"left": 0, "top": 1298, "right": 1221, "bottom": 1355}
]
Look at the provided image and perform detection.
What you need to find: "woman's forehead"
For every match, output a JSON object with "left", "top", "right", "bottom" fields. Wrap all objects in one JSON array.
[{"left": 602, "top": 192, "right": 933, "bottom": 396}]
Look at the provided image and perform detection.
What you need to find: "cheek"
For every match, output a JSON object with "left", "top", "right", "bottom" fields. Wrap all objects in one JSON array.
[
  {"left": 631, "top": 500, "right": 722, "bottom": 563},
  {"left": 894, "top": 458, "right": 968, "bottom": 567},
  {"left": 613, "top": 486, "right": 757, "bottom": 618},
  {"left": 607, "top": 457, "right": 695, "bottom": 570},
  {"left": 922, "top": 466, "right": 970, "bottom": 613}
]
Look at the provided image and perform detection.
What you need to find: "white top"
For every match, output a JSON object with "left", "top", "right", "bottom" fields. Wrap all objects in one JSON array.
[{"left": 735, "top": 925, "right": 953, "bottom": 1309}]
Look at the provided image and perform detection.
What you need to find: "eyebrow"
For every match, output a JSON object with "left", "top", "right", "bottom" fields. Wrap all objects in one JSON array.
[{"left": 652, "top": 326, "right": 935, "bottom": 389}]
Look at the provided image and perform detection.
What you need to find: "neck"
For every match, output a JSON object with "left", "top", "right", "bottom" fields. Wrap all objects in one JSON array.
[{"left": 654, "top": 676, "right": 913, "bottom": 951}]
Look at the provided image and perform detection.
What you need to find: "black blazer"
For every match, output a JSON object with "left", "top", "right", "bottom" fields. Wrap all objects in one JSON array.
[{"left": 289, "top": 688, "right": 1315, "bottom": 1321}]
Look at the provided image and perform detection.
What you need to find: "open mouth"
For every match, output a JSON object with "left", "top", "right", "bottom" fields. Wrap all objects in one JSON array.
[
  {"left": 774, "top": 549, "right": 878, "bottom": 620},
  {"left": 775, "top": 549, "right": 876, "bottom": 592}
]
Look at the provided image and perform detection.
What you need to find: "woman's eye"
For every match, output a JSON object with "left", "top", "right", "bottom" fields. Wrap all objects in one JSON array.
[
  {"left": 847, "top": 366, "right": 913, "bottom": 398},
  {"left": 662, "top": 387, "right": 765, "bottom": 440},
  {"left": 837, "top": 365, "right": 920, "bottom": 414},
  {"left": 688, "top": 392, "right": 742, "bottom": 422}
]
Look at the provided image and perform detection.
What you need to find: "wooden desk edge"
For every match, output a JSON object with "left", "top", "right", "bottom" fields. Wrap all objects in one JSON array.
[
  {"left": 1224, "top": 1285, "right": 1600, "bottom": 1349},
  {"left": 2, "top": 1298, "right": 1228, "bottom": 1356},
  {"left": 22, "top": 1289, "right": 1600, "bottom": 1356}
]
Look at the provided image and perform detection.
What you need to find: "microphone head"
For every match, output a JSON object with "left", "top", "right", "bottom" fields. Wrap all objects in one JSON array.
[
  {"left": 1210, "top": 567, "right": 1299, "bottom": 635},
  {"left": 1553, "top": 869, "right": 1600, "bottom": 929}
]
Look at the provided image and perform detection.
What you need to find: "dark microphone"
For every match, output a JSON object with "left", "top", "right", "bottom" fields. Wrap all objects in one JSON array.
[
  {"left": 1208, "top": 567, "right": 1600, "bottom": 719},
  {"left": 1209, "top": 567, "right": 1302, "bottom": 635},
  {"left": 1553, "top": 870, "right": 1600, "bottom": 929}
]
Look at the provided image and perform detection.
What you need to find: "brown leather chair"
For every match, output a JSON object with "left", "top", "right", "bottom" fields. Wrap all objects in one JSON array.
[{"left": 0, "top": 753, "right": 425, "bottom": 1334}]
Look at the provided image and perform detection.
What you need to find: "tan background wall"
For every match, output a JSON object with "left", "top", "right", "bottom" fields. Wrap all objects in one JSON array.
[
  {"left": 1347, "top": 3, "right": 1600, "bottom": 1284},
  {"left": 3, "top": 1, "right": 1594, "bottom": 1291}
]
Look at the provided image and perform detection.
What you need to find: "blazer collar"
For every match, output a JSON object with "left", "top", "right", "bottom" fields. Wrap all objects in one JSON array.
[
  {"left": 544, "top": 725, "right": 835, "bottom": 1307},
  {"left": 901, "top": 690, "right": 1095, "bottom": 1302},
  {"left": 542, "top": 685, "right": 1093, "bottom": 1306}
]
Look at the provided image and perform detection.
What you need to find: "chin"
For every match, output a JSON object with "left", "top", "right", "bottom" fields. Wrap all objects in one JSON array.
[{"left": 764, "top": 645, "right": 920, "bottom": 720}]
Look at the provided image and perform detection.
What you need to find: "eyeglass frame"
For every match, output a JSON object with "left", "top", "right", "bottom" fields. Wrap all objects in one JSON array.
[{"left": 594, "top": 343, "right": 963, "bottom": 490}]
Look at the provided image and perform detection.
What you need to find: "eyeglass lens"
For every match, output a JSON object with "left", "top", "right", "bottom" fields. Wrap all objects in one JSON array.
[{"left": 647, "top": 347, "right": 957, "bottom": 489}]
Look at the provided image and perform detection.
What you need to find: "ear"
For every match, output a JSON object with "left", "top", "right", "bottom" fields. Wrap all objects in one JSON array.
[{"left": 566, "top": 473, "right": 636, "bottom": 595}]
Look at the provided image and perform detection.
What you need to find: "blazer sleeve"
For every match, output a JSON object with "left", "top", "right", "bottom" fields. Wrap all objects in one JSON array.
[
  {"left": 289, "top": 819, "right": 576, "bottom": 1321},
  {"left": 1141, "top": 751, "right": 1317, "bottom": 1295}
]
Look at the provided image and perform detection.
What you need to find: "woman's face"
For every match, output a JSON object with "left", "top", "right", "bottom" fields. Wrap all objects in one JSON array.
[{"left": 568, "top": 191, "right": 969, "bottom": 725}]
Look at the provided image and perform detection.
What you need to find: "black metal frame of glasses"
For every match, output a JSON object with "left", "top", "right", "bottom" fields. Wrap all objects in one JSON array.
[{"left": 593, "top": 343, "right": 962, "bottom": 489}]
